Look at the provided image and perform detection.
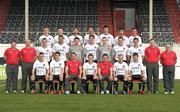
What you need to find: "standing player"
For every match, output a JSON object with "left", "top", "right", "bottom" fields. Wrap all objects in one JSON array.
[
  {"left": 127, "top": 38, "right": 144, "bottom": 63},
  {"left": 20, "top": 39, "right": 36, "bottom": 94},
  {"left": 69, "top": 27, "right": 83, "bottom": 46},
  {"left": 49, "top": 52, "right": 64, "bottom": 94},
  {"left": 84, "top": 26, "right": 99, "bottom": 45},
  {"left": 113, "top": 54, "right": 129, "bottom": 94},
  {"left": 112, "top": 37, "right": 128, "bottom": 63},
  {"left": 145, "top": 39, "right": 160, "bottom": 94},
  {"left": 98, "top": 54, "right": 113, "bottom": 94},
  {"left": 82, "top": 54, "right": 98, "bottom": 94},
  {"left": 128, "top": 53, "right": 146, "bottom": 94},
  {"left": 114, "top": 29, "right": 129, "bottom": 46},
  {"left": 65, "top": 52, "right": 82, "bottom": 95},
  {"left": 4, "top": 40, "right": 20, "bottom": 94},
  {"left": 52, "top": 35, "right": 69, "bottom": 62},
  {"left": 31, "top": 52, "right": 49, "bottom": 94},
  {"left": 129, "top": 28, "right": 142, "bottom": 47},
  {"left": 68, "top": 37, "right": 84, "bottom": 62},
  {"left": 39, "top": 27, "right": 55, "bottom": 47},
  {"left": 84, "top": 35, "right": 99, "bottom": 62},
  {"left": 160, "top": 44, "right": 177, "bottom": 94},
  {"left": 36, "top": 38, "right": 52, "bottom": 63},
  {"left": 96, "top": 37, "right": 113, "bottom": 62},
  {"left": 99, "top": 25, "right": 114, "bottom": 46},
  {"left": 54, "top": 28, "right": 69, "bottom": 45}
]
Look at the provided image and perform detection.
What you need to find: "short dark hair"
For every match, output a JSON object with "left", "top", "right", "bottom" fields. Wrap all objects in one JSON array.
[
  {"left": 74, "top": 37, "right": 80, "bottom": 41},
  {"left": 103, "top": 25, "right": 108, "bottom": 29},
  {"left": 42, "top": 38, "right": 47, "bottom": 41},
  {"left": 133, "top": 52, "right": 138, "bottom": 57},
  {"left": 118, "top": 36, "right": 123, "bottom": 40},
  {"left": 59, "top": 35, "right": 64, "bottom": 38},
  {"left": 88, "top": 53, "right": 94, "bottom": 57},
  {"left": 11, "top": 40, "right": 17, "bottom": 44},
  {"left": 133, "top": 38, "right": 139, "bottom": 41},
  {"left": 102, "top": 53, "right": 109, "bottom": 57},
  {"left": 54, "top": 52, "right": 60, "bottom": 55},
  {"left": 39, "top": 52, "right": 44, "bottom": 55},
  {"left": 72, "top": 52, "right": 77, "bottom": 56},
  {"left": 89, "top": 35, "right": 95, "bottom": 39}
]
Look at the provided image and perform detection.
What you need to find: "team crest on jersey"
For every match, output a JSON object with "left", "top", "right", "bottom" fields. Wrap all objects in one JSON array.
[
  {"left": 138, "top": 49, "right": 141, "bottom": 51},
  {"left": 47, "top": 50, "right": 49, "bottom": 52},
  {"left": 138, "top": 64, "right": 140, "bottom": 67},
  {"left": 122, "top": 65, "right": 125, "bottom": 68},
  {"left": 43, "top": 64, "right": 45, "bottom": 66},
  {"left": 123, "top": 47, "right": 125, "bottom": 50}
]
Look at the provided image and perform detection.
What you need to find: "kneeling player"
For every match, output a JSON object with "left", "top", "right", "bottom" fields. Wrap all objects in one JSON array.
[
  {"left": 31, "top": 52, "right": 49, "bottom": 94},
  {"left": 128, "top": 53, "right": 146, "bottom": 94},
  {"left": 49, "top": 52, "right": 64, "bottom": 94},
  {"left": 82, "top": 54, "right": 98, "bottom": 94},
  {"left": 113, "top": 54, "right": 129, "bottom": 94}
]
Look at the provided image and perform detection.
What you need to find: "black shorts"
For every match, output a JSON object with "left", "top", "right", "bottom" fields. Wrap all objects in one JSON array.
[
  {"left": 116, "top": 75, "right": 125, "bottom": 81},
  {"left": 35, "top": 75, "right": 46, "bottom": 81},
  {"left": 132, "top": 75, "right": 142, "bottom": 80},
  {"left": 86, "top": 75, "right": 94, "bottom": 81},
  {"left": 85, "top": 60, "right": 98, "bottom": 63},
  {"left": 53, "top": 75, "right": 60, "bottom": 81}
]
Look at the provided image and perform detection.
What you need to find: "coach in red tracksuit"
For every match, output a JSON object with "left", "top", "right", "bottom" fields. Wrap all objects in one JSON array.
[
  {"left": 4, "top": 40, "right": 20, "bottom": 94},
  {"left": 145, "top": 39, "right": 160, "bottom": 94},
  {"left": 98, "top": 53, "right": 113, "bottom": 94},
  {"left": 160, "top": 44, "right": 177, "bottom": 94},
  {"left": 20, "top": 39, "right": 36, "bottom": 94}
]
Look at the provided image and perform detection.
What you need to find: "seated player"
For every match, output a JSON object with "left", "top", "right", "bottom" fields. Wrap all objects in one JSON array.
[
  {"left": 65, "top": 52, "right": 82, "bottom": 95},
  {"left": 98, "top": 54, "right": 113, "bottom": 94},
  {"left": 113, "top": 54, "right": 129, "bottom": 94},
  {"left": 49, "top": 52, "right": 64, "bottom": 94},
  {"left": 128, "top": 53, "right": 146, "bottom": 94},
  {"left": 82, "top": 54, "right": 98, "bottom": 94},
  {"left": 31, "top": 52, "right": 49, "bottom": 94}
]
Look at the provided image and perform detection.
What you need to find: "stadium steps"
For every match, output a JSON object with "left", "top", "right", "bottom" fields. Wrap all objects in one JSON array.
[
  {"left": 98, "top": 0, "right": 114, "bottom": 34},
  {"left": 164, "top": 0, "right": 180, "bottom": 43},
  {"left": 0, "top": 0, "right": 11, "bottom": 32}
]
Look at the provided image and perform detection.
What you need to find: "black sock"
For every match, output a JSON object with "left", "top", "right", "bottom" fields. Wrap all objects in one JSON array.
[
  {"left": 123, "top": 81, "right": 128, "bottom": 92},
  {"left": 49, "top": 81, "right": 53, "bottom": 91},
  {"left": 71, "top": 83, "right": 75, "bottom": 92},
  {"left": 55, "top": 83, "right": 58, "bottom": 90},
  {"left": 93, "top": 80, "right": 98, "bottom": 91},
  {"left": 39, "top": 82, "right": 43, "bottom": 91},
  {"left": 31, "top": 81, "right": 35, "bottom": 90},
  {"left": 59, "top": 81, "right": 63, "bottom": 90},
  {"left": 114, "top": 81, "right": 118, "bottom": 91},
  {"left": 45, "top": 81, "right": 49, "bottom": 90}
]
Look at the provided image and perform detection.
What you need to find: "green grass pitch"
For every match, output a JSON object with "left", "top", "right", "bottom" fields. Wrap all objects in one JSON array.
[{"left": 0, "top": 80, "right": 180, "bottom": 112}]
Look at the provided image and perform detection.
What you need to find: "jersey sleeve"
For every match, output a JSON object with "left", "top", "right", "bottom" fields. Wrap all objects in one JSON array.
[
  {"left": 33, "top": 61, "right": 37, "bottom": 69},
  {"left": 45, "top": 62, "right": 49, "bottom": 69},
  {"left": 61, "top": 62, "right": 65, "bottom": 68},
  {"left": 140, "top": 63, "right": 145, "bottom": 71},
  {"left": 50, "top": 61, "right": 53, "bottom": 69}
]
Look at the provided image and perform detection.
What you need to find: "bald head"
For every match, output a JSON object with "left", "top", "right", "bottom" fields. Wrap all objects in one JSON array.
[
  {"left": 25, "top": 39, "right": 32, "bottom": 47},
  {"left": 165, "top": 44, "right": 172, "bottom": 52}
]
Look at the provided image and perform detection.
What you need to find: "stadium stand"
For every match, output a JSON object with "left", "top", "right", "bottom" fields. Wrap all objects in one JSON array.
[
  {"left": 0, "top": 0, "right": 98, "bottom": 43},
  {"left": 137, "top": 0, "right": 174, "bottom": 44}
]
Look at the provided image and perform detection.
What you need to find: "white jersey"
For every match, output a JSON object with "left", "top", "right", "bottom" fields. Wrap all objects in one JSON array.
[
  {"left": 84, "top": 34, "right": 99, "bottom": 45},
  {"left": 36, "top": 46, "right": 52, "bottom": 62},
  {"left": 99, "top": 33, "right": 114, "bottom": 46},
  {"left": 83, "top": 62, "right": 97, "bottom": 75},
  {"left": 129, "top": 61, "right": 144, "bottom": 75},
  {"left": 113, "top": 45, "right": 128, "bottom": 61},
  {"left": 69, "top": 34, "right": 83, "bottom": 46},
  {"left": 52, "top": 43, "right": 69, "bottom": 62},
  {"left": 50, "top": 60, "right": 65, "bottom": 75},
  {"left": 129, "top": 35, "right": 142, "bottom": 47},
  {"left": 54, "top": 34, "right": 69, "bottom": 45},
  {"left": 84, "top": 44, "right": 99, "bottom": 60},
  {"left": 114, "top": 35, "right": 129, "bottom": 46},
  {"left": 33, "top": 60, "right": 49, "bottom": 76},
  {"left": 113, "top": 62, "right": 128, "bottom": 76},
  {"left": 39, "top": 35, "right": 55, "bottom": 47},
  {"left": 127, "top": 46, "right": 144, "bottom": 63}
]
